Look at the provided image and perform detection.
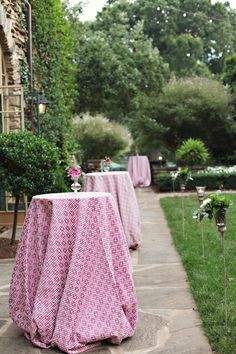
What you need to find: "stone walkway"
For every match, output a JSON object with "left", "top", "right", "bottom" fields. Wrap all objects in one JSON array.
[{"left": 0, "top": 188, "right": 213, "bottom": 354}]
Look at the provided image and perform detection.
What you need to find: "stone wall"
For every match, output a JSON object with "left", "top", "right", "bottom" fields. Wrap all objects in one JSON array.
[
  {"left": 0, "top": 0, "right": 27, "bottom": 131},
  {"left": 0, "top": 0, "right": 27, "bottom": 84}
]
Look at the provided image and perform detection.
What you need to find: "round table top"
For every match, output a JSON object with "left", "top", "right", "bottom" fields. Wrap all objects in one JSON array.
[
  {"left": 33, "top": 192, "right": 112, "bottom": 200},
  {"left": 86, "top": 171, "right": 129, "bottom": 177}
]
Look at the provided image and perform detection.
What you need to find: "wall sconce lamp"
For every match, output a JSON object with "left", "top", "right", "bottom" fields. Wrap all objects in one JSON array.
[{"left": 28, "top": 92, "right": 48, "bottom": 135}]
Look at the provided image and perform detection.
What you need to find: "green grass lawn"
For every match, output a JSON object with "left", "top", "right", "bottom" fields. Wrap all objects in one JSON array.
[{"left": 160, "top": 193, "right": 236, "bottom": 354}]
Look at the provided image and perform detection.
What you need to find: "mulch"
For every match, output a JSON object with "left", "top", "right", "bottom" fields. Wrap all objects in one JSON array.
[{"left": 0, "top": 238, "right": 18, "bottom": 258}]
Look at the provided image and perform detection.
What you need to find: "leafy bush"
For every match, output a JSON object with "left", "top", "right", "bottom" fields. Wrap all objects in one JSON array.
[
  {"left": 176, "top": 138, "right": 209, "bottom": 166},
  {"left": 0, "top": 131, "right": 60, "bottom": 242},
  {"left": 73, "top": 114, "right": 132, "bottom": 165},
  {"left": 152, "top": 77, "right": 234, "bottom": 162},
  {"left": 155, "top": 172, "right": 236, "bottom": 192}
]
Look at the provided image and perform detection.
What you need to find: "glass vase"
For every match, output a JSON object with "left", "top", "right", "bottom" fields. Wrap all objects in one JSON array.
[
  {"left": 215, "top": 209, "right": 226, "bottom": 233},
  {"left": 71, "top": 176, "right": 81, "bottom": 193},
  {"left": 103, "top": 165, "right": 110, "bottom": 172}
]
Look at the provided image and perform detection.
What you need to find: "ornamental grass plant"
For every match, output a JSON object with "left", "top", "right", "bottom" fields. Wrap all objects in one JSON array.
[{"left": 160, "top": 194, "right": 236, "bottom": 354}]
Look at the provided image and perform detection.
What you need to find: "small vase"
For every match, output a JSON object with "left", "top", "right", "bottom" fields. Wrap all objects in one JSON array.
[
  {"left": 215, "top": 209, "right": 227, "bottom": 233},
  {"left": 71, "top": 176, "right": 81, "bottom": 193},
  {"left": 103, "top": 165, "right": 110, "bottom": 172},
  {"left": 215, "top": 209, "right": 226, "bottom": 224},
  {"left": 196, "top": 186, "right": 206, "bottom": 205}
]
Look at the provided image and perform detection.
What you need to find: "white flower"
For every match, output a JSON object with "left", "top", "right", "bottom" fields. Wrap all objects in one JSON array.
[
  {"left": 170, "top": 171, "right": 179, "bottom": 180},
  {"left": 197, "top": 165, "right": 236, "bottom": 175},
  {"left": 200, "top": 198, "right": 211, "bottom": 208}
]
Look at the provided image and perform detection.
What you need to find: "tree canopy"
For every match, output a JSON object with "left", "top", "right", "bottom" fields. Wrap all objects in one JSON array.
[
  {"left": 95, "top": 0, "right": 236, "bottom": 76},
  {"left": 134, "top": 77, "right": 235, "bottom": 162},
  {"left": 76, "top": 19, "right": 169, "bottom": 122},
  {"left": 68, "top": 0, "right": 236, "bottom": 163}
]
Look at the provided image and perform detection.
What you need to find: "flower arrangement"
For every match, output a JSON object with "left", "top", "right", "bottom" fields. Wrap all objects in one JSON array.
[
  {"left": 170, "top": 170, "right": 179, "bottom": 181},
  {"left": 178, "top": 167, "right": 193, "bottom": 182},
  {"left": 170, "top": 167, "right": 193, "bottom": 182},
  {"left": 67, "top": 156, "right": 82, "bottom": 192},
  {"left": 192, "top": 192, "right": 233, "bottom": 325},
  {"left": 68, "top": 167, "right": 81, "bottom": 179},
  {"left": 193, "top": 193, "right": 232, "bottom": 222},
  {"left": 103, "top": 156, "right": 111, "bottom": 172},
  {"left": 104, "top": 157, "right": 111, "bottom": 166}
]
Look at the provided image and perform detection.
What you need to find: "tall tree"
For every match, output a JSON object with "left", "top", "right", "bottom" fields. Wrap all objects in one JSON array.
[
  {"left": 95, "top": 0, "right": 236, "bottom": 76},
  {"left": 76, "top": 17, "right": 169, "bottom": 122},
  {"left": 136, "top": 77, "right": 236, "bottom": 163},
  {"left": 222, "top": 52, "right": 236, "bottom": 95}
]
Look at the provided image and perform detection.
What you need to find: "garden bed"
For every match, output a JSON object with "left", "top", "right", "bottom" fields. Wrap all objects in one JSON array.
[{"left": 161, "top": 194, "right": 236, "bottom": 354}]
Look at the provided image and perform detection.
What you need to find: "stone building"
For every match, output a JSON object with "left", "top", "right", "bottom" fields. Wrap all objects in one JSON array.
[{"left": 0, "top": 0, "right": 27, "bottom": 224}]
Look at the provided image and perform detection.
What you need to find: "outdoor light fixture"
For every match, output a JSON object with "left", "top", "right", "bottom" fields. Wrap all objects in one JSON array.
[
  {"left": 38, "top": 94, "right": 48, "bottom": 116},
  {"left": 28, "top": 91, "right": 48, "bottom": 135},
  {"left": 157, "top": 152, "right": 164, "bottom": 166}
]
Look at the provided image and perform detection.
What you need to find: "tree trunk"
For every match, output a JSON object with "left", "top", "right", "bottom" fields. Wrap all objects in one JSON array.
[{"left": 11, "top": 194, "right": 20, "bottom": 245}]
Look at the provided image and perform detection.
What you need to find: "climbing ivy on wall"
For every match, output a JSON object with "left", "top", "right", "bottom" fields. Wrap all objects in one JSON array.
[{"left": 30, "top": 0, "right": 77, "bottom": 151}]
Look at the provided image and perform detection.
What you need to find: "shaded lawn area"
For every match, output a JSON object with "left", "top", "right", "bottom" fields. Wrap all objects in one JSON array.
[{"left": 160, "top": 193, "right": 236, "bottom": 354}]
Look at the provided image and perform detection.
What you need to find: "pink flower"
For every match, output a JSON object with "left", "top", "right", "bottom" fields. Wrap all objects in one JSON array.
[
  {"left": 105, "top": 157, "right": 111, "bottom": 166},
  {"left": 68, "top": 168, "right": 81, "bottom": 178}
]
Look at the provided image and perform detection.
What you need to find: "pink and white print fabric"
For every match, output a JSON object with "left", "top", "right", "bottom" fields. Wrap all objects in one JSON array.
[
  {"left": 9, "top": 192, "right": 138, "bottom": 353},
  {"left": 128, "top": 156, "right": 151, "bottom": 187},
  {"left": 84, "top": 172, "right": 141, "bottom": 249}
]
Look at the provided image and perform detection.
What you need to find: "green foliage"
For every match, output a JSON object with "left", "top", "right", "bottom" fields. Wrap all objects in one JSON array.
[
  {"left": 151, "top": 77, "right": 235, "bottom": 162},
  {"left": 193, "top": 193, "right": 232, "bottom": 221},
  {"left": 75, "top": 13, "right": 169, "bottom": 123},
  {"left": 73, "top": 114, "right": 132, "bottom": 165},
  {"left": 95, "top": 0, "right": 236, "bottom": 76},
  {"left": 128, "top": 0, "right": 236, "bottom": 75},
  {"left": 177, "top": 167, "right": 192, "bottom": 180},
  {"left": 161, "top": 194, "right": 236, "bottom": 354},
  {"left": 0, "top": 131, "right": 60, "bottom": 197},
  {"left": 222, "top": 52, "right": 236, "bottom": 102},
  {"left": 222, "top": 52, "right": 236, "bottom": 87},
  {"left": 30, "top": 0, "right": 77, "bottom": 151},
  {"left": 155, "top": 171, "right": 236, "bottom": 192},
  {"left": 176, "top": 138, "right": 209, "bottom": 166}
]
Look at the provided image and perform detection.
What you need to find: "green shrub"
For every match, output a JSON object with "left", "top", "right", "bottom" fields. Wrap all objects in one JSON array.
[
  {"left": 155, "top": 172, "right": 236, "bottom": 192},
  {"left": 73, "top": 114, "right": 132, "bottom": 166},
  {"left": 0, "top": 131, "right": 60, "bottom": 243},
  {"left": 176, "top": 138, "right": 209, "bottom": 166}
]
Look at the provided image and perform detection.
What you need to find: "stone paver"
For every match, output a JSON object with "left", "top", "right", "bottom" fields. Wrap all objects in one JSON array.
[{"left": 0, "top": 188, "right": 212, "bottom": 354}]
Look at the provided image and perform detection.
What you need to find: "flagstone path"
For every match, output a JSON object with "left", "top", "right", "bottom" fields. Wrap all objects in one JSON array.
[{"left": 0, "top": 188, "right": 212, "bottom": 354}]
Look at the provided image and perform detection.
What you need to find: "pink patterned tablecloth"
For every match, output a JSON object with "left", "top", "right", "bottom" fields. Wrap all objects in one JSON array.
[
  {"left": 127, "top": 156, "right": 151, "bottom": 187},
  {"left": 9, "top": 192, "right": 137, "bottom": 354},
  {"left": 84, "top": 172, "right": 141, "bottom": 249}
]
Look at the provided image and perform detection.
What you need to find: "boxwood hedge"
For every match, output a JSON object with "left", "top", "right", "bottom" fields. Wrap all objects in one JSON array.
[{"left": 154, "top": 172, "right": 236, "bottom": 192}]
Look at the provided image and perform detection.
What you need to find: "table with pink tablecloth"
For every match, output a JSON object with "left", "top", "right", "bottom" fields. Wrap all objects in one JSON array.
[
  {"left": 84, "top": 172, "right": 141, "bottom": 249},
  {"left": 9, "top": 192, "right": 137, "bottom": 354},
  {"left": 127, "top": 156, "right": 151, "bottom": 187}
]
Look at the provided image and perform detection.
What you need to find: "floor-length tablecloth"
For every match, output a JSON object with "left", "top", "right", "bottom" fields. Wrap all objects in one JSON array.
[
  {"left": 9, "top": 192, "right": 137, "bottom": 353},
  {"left": 84, "top": 172, "right": 141, "bottom": 249},
  {"left": 127, "top": 156, "right": 151, "bottom": 187}
]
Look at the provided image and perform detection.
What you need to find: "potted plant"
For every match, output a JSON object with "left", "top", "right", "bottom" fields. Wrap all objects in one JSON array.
[
  {"left": 172, "top": 167, "right": 193, "bottom": 191},
  {"left": 193, "top": 193, "right": 232, "bottom": 325},
  {"left": 193, "top": 193, "right": 231, "bottom": 230}
]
